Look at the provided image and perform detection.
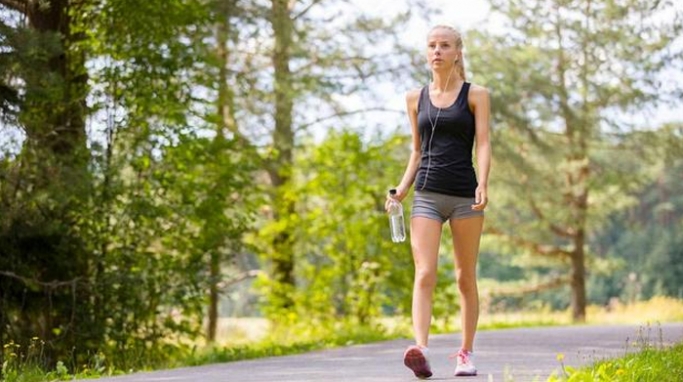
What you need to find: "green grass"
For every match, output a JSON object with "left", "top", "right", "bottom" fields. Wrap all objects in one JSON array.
[
  {"left": 549, "top": 342, "right": 683, "bottom": 382},
  {"left": 1, "top": 322, "right": 401, "bottom": 381},
  {"left": 186, "top": 324, "right": 401, "bottom": 366},
  {"left": 2, "top": 339, "right": 118, "bottom": 382}
]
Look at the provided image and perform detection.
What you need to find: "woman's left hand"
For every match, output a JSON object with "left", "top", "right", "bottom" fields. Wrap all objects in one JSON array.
[{"left": 472, "top": 186, "right": 488, "bottom": 211}]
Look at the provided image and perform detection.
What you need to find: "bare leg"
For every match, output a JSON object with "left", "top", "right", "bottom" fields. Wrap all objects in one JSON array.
[
  {"left": 449, "top": 215, "right": 484, "bottom": 351},
  {"left": 409, "top": 216, "right": 442, "bottom": 347}
]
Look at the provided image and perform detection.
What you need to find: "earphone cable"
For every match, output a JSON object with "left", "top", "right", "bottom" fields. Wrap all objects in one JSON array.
[{"left": 420, "top": 67, "right": 453, "bottom": 191}]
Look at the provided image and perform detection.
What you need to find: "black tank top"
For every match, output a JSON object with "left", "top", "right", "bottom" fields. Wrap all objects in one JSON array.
[{"left": 414, "top": 82, "right": 478, "bottom": 197}]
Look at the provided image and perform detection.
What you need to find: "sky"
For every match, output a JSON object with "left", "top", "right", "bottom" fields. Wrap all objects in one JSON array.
[{"left": 356, "top": 0, "right": 492, "bottom": 33}]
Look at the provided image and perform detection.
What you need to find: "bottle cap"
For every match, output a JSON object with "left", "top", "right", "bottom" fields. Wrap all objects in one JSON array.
[{"left": 389, "top": 188, "right": 397, "bottom": 195}]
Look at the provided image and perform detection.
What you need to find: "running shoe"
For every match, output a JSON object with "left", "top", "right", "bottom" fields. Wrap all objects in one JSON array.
[
  {"left": 453, "top": 348, "right": 477, "bottom": 376},
  {"left": 403, "top": 345, "right": 432, "bottom": 379}
]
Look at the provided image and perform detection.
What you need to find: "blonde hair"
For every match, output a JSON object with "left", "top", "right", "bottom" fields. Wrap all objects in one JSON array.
[{"left": 429, "top": 25, "right": 466, "bottom": 81}]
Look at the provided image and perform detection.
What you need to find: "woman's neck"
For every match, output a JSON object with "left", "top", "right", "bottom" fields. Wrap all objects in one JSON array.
[{"left": 431, "top": 68, "right": 462, "bottom": 93}]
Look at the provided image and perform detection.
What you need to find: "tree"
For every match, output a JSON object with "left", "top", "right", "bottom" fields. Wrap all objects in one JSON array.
[
  {"left": 223, "top": 0, "right": 432, "bottom": 317},
  {"left": 468, "top": 0, "right": 682, "bottom": 321},
  {"left": 193, "top": 0, "right": 257, "bottom": 344},
  {"left": 1, "top": 0, "right": 89, "bottom": 163},
  {"left": 267, "top": 0, "right": 297, "bottom": 310},
  {"left": 591, "top": 125, "right": 683, "bottom": 302},
  {"left": 284, "top": 130, "right": 413, "bottom": 326},
  {"left": 86, "top": 0, "right": 257, "bottom": 357},
  {"left": 0, "top": 0, "right": 93, "bottom": 367},
  {"left": 1, "top": 0, "right": 257, "bottom": 368}
]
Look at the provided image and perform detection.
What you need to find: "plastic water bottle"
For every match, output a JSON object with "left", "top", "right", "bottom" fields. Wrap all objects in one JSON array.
[{"left": 387, "top": 189, "right": 406, "bottom": 243}]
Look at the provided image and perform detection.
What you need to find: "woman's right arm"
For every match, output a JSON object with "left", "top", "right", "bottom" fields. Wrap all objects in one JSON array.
[{"left": 392, "top": 89, "right": 422, "bottom": 203}]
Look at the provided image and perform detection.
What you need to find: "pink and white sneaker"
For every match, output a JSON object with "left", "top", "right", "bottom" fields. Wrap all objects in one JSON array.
[
  {"left": 403, "top": 345, "right": 432, "bottom": 379},
  {"left": 453, "top": 348, "right": 477, "bottom": 376}
]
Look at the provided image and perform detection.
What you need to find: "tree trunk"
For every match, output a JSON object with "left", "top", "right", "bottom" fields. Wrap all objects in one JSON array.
[
  {"left": 21, "top": 0, "right": 91, "bottom": 359},
  {"left": 25, "top": 0, "right": 88, "bottom": 163},
  {"left": 569, "top": 151, "right": 589, "bottom": 322},
  {"left": 556, "top": 12, "right": 590, "bottom": 323},
  {"left": 207, "top": 0, "right": 239, "bottom": 342},
  {"left": 566, "top": 145, "right": 589, "bottom": 322},
  {"left": 570, "top": 232, "right": 587, "bottom": 322},
  {"left": 268, "top": 0, "right": 296, "bottom": 310},
  {"left": 208, "top": 251, "right": 220, "bottom": 342}
]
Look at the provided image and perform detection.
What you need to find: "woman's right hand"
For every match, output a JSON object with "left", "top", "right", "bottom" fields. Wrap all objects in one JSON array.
[{"left": 384, "top": 186, "right": 407, "bottom": 212}]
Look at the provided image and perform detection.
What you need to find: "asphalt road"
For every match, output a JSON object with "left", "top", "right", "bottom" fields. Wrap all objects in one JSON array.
[{"left": 94, "top": 322, "right": 683, "bottom": 382}]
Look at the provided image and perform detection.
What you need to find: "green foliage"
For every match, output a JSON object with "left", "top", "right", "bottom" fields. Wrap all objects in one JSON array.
[
  {"left": 466, "top": 0, "right": 682, "bottom": 318},
  {"left": 3, "top": 0, "right": 429, "bottom": 372},
  {"left": 1, "top": 337, "right": 112, "bottom": 382},
  {"left": 1, "top": 0, "right": 96, "bottom": 370},
  {"left": 246, "top": 0, "right": 436, "bottom": 316},
  {"left": 590, "top": 158, "right": 683, "bottom": 303},
  {"left": 187, "top": 321, "right": 398, "bottom": 366},
  {"left": 1, "top": 321, "right": 398, "bottom": 381},
  {"left": 1, "top": 0, "right": 256, "bottom": 373},
  {"left": 255, "top": 130, "right": 414, "bottom": 324},
  {"left": 550, "top": 329, "right": 683, "bottom": 382}
]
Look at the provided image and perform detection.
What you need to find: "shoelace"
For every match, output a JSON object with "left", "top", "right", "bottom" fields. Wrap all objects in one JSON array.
[{"left": 448, "top": 349, "right": 471, "bottom": 365}]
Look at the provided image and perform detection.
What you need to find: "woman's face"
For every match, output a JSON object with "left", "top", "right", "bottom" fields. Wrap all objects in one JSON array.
[{"left": 427, "top": 28, "right": 459, "bottom": 69}]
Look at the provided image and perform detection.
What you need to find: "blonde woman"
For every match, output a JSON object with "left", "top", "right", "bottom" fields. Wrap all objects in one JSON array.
[{"left": 386, "top": 25, "right": 491, "bottom": 378}]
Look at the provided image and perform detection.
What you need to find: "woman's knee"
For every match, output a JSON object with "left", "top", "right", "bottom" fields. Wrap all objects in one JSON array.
[
  {"left": 456, "top": 270, "right": 477, "bottom": 294},
  {"left": 414, "top": 266, "right": 437, "bottom": 289}
]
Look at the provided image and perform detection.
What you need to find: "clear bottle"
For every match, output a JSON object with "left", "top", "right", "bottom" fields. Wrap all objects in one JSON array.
[{"left": 387, "top": 188, "right": 406, "bottom": 243}]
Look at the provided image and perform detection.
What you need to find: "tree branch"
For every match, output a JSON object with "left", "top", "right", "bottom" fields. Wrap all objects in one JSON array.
[
  {"left": 487, "top": 275, "right": 570, "bottom": 297},
  {"left": 293, "top": 0, "right": 324, "bottom": 20},
  {"left": 0, "top": 0, "right": 27, "bottom": 14},
  {"left": 0, "top": 270, "right": 82, "bottom": 290},
  {"left": 298, "top": 106, "right": 403, "bottom": 130},
  {"left": 486, "top": 226, "right": 573, "bottom": 258},
  {"left": 527, "top": 196, "right": 576, "bottom": 238},
  {"left": 218, "top": 269, "right": 262, "bottom": 291}
]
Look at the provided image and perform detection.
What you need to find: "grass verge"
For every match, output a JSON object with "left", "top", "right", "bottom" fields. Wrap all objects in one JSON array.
[
  {"left": 186, "top": 323, "right": 401, "bottom": 366},
  {"left": 1, "top": 322, "right": 402, "bottom": 381},
  {"left": 548, "top": 328, "right": 683, "bottom": 382}
]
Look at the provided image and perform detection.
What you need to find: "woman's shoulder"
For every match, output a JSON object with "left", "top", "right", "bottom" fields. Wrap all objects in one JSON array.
[
  {"left": 405, "top": 87, "right": 423, "bottom": 102},
  {"left": 405, "top": 87, "right": 423, "bottom": 111},
  {"left": 467, "top": 83, "right": 490, "bottom": 106},
  {"left": 467, "top": 83, "right": 489, "bottom": 97}
]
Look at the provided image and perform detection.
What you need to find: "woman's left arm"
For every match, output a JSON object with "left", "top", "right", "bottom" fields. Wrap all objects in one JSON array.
[{"left": 470, "top": 85, "right": 491, "bottom": 211}]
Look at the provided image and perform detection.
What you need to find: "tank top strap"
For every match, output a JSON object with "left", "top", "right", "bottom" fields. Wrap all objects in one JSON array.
[
  {"left": 417, "top": 85, "right": 429, "bottom": 114},
  {"left": 457, "top": 82, "right": 471, "bottom": 106}
]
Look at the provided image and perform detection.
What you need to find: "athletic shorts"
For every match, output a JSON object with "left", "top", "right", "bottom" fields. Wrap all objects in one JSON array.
[{"left": 411, "top": 190, "right": 484, "bottom": 223}]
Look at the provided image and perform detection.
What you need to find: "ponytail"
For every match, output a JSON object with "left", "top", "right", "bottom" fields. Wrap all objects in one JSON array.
[{"left": 456, "top": 55, "right": 466, "bottom": 81}]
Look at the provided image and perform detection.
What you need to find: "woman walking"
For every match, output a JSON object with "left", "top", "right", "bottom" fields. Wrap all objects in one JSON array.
[{"left": 386, "top": 24, "right": 491, "bottom": 378}]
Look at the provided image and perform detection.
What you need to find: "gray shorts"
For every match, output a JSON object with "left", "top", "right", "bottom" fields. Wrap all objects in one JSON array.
[{"left": 411, "top": 190, "right": 484, "bottom": 223}]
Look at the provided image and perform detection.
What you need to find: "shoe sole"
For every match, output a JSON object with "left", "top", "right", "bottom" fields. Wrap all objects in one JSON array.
[
  {"left": 454, "top": 370, "right": 477, "bottom": 377},
  {"left": 403, "top": 347, "right": 432, "bottom": 379}
]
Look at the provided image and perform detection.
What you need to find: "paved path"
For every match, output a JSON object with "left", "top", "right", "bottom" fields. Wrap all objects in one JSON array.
[{"left": 96, "top": 323, "right": 683, "bottom": 382}]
